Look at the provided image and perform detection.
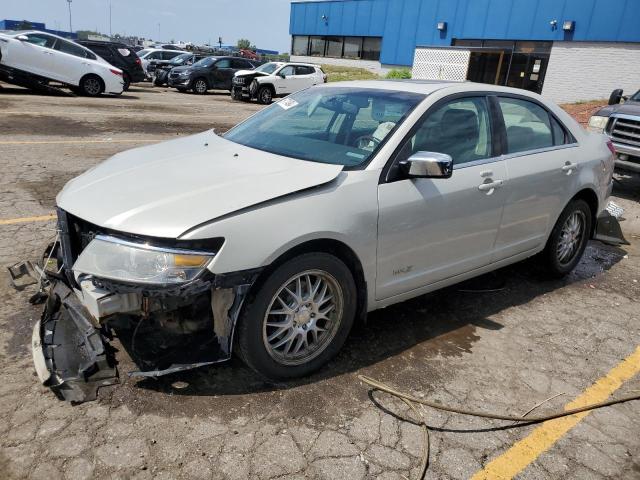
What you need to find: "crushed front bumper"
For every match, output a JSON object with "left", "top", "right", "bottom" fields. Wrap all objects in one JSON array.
[{"left": 33, "top": 281, "right": 118, "bottom": 403}]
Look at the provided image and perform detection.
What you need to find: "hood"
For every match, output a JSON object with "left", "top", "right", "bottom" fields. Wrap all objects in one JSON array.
[
  {"left": 596, "top": 101, "right": 640, "bottom": 117},
  {"left": 235, "top": 70, "right": 266, "bottom": 77},
  {"left": 57, "top": 131, "right": 343, "bottom": 239}
]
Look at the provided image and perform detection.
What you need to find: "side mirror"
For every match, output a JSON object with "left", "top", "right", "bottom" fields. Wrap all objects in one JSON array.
[
  {"left": 608, "top": 89, "right": 624, "bottom": 106},
  {"left": 17, "top": 35, "right": 28, "bottom": 41},
  {"left": 399, "top": 152, "right": 453, "bottom": 179},
  {"left": 279, "top": 72, "right": 287, "bottom": 78}
]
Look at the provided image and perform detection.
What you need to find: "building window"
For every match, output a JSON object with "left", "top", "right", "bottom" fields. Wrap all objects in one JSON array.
[
  {"left": 292, "top": 35, "right": 309, "bottom": 56},
  {"left": 325, "top": 36, "right": 343, "bottom": 57},
  {"left": 343, "top": 37, "right": 362, "bottom": 58},
  {"left": 362, "top": 37, "right": 381, "bottom": 60},
  {"left": 308, "top": 36, "right": 324, "bottom": 56},
  {"left": 292, "top": 35, "right": 381, "bottom": 61}
]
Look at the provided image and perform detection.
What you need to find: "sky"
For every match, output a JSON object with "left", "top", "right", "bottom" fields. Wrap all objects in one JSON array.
[{"left": 2, "top": 0, "right": 295, "bottom": 52}]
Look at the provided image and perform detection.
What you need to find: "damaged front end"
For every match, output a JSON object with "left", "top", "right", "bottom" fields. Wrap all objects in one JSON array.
[{"left": 19, "top": 209, "right": 260, "bottom": 403}]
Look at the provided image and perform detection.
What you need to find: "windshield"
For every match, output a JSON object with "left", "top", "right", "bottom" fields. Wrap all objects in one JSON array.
[
  {"left": 255, "top": 62, "right": 280, "bottom": 74},
  {"left": 224, "top": 87, "right": 424, "bottom": 167},
  {"left": 631, "top": 90, "right": 640, "bottom": 101},
  {"left": 193, "top": 57, "right": 216, "bottom": 68},
  {"left": 170, "top": 53, "right": 192, "bottom": 65},
  {"left": 137, "top": 49, "right": 150, "bottom": 57}
]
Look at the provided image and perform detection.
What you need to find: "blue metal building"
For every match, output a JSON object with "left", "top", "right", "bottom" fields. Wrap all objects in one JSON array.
[
  {"left": 289, "top": 0, "right": 640, "bottom": 102},
  {"left": 290, "top": 0, "right": 640, "bottom": 66},
  {"left": 0, "top": 19, "right": 78, "bottom": 39}
]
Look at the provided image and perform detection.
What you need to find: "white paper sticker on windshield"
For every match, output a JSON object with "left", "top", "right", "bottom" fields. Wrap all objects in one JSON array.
[{"left": 278, "top": 98, "right": 299, "bottom": 110}]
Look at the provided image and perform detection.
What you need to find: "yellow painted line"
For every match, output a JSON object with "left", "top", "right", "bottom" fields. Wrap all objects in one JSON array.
[
  {"left": 0, "top": 139, "right": 158, "bottom": 145},
  {"left": 0, "top": 214, "right": 56, "bottom": 225},
  {"left": 471, "top": 345, "right": 640, "bottom": 480}
]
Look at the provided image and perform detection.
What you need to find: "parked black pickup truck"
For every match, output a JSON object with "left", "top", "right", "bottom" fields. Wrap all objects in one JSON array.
[{"left": 589, "top": 88, "right": 640, "bottom": 173}]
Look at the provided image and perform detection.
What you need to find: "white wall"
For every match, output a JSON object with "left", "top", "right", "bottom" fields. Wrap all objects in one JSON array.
[{"left": 543, "top": 42, "right": 640, "bottom": 104}]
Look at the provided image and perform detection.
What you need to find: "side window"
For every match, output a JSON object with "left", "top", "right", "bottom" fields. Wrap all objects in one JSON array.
[
  {"left": 550, "top": 116, "right": 569, "bottom": 145},
  {"left": 397, "top": 97, "right": 493, "bottom": 166},
  {"left": 279, "top": 66, "right": 295, "bottom": 77},
  {"left": 295, "top": 66, "right": 313, "bottom": 75},
  {"left": 498, "top": 97, "right": 553, "bottom": 153},
  {"left": 215, "top": 59, "right": 231, "bottom": 68},
  {"left": 162, "top": 51, "right": 181, "bottom": 60},
  {"left": 242, "top": 60, "right": 255, "bottom": 69},
  {"left": 55, "top": 39, "right": 91, "bottom": 58},
  {"left": 25, "top": 34, "right": 56, "bottom": 49},
  {"left": 147, "top": 51, "right": 162, "bottom": 60},
  {"left": 231, "top": 59, "right": 249, "bottom": 69}
]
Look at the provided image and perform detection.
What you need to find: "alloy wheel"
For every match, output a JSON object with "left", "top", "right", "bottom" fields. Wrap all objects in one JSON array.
[
  {"left": 262, "top": 270, "right": 343, "bottom": 366},
  {"left": 195, "top": 79, "right": 207, "bottom": 93},
  {"left": 556, "top": 210, "right": 586, "bottom": 265},
  {"left": 260, "top": 89, "right": 272, "bottom": 103},
  {"left": 84, "top": 78, "right": 101, "bottom": 95}
]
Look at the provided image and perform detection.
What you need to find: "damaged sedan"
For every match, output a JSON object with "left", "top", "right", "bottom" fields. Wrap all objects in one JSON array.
[{"left": 22, "top": 81, "right": 628, "bottom": 402}]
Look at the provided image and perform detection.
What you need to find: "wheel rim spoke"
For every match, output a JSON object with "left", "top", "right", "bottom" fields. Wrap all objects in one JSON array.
[{"left": 263, "top": 269, "right": 344, "bottom": 366}]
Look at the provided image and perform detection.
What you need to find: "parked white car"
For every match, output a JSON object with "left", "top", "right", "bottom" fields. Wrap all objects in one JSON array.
[
  {"left": 0, "top": 30, "right": 124, "bottom": 95},
  {"left": 136, "top": 48, "right": 184, "bottom": 78},
  {"left": 28, "top": 81, "right": 625, "bottom": 402},
  {"left": 231, "top": 61, "right": 326, "bottom": 104}
]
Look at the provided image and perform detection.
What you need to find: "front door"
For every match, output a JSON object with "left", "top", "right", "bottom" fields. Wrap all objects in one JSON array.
[
  {"left": 376, "top": 96, "right": 507, "bottom": 300},
  {"left": 273, "top": 65, "right": 296, "bottom": 95},
  {"left": 13, "top": 33, "right": 57, "bottom": 77}
]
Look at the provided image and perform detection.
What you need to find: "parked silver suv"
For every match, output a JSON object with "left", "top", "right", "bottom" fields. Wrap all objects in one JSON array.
[{"left": 29, "top": 81, "right": 625, "bottom": 402}]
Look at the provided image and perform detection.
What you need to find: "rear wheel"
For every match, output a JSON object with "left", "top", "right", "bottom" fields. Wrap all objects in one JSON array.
[
  {"left": 541, "top": 199, "right": 592, "bottom": 277},
  {"left": 257, "top": 85, "right": 273, "bottom": 104},
  {"left": 192, "top": 78, "right": 208, "bottom": 94},
  {"left": 79, "top": 75, "right": 104, "bottom": 96},
  {"left": 237, "top": 253, "right": 356, "bottom": 380},
  {"left": 122, "top": 72, "right": 131, "bottom": 91}
]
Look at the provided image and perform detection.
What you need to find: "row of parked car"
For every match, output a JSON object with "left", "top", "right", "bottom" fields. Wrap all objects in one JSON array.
[
  {"left": 147, "top": 52, "right": 327, "bottom": 104},
  {"left": 0, "top": 29, "right": 328, "bottom": 104}
]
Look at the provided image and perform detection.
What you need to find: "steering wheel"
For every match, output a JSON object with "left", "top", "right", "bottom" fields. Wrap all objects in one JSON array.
[{"left": 355, "top": 135, "right": 381, "bottom": 150}]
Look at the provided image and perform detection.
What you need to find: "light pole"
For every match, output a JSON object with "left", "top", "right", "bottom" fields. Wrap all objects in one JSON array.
[
  {"left": 66, "top": 0, "right": 73, "bottom": 32},
  {"left": 109, "top": 2, "right": 112, "bottom": 37}
]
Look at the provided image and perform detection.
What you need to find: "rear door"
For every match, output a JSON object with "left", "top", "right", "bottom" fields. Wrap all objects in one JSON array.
[
  {"left": 291, "top": 65, "right": 318, "bottom": 91},
  {"left": 11, "top": 33, "right": 57, "bottom": 77},
  {"left": 51, "top": 39, "right": 96, "bottom": 85},
  {"left": 376, "top": 95, "right": 508, "bottom": 299},
  {"left": 210, "top": 58, "right": 232, "bottom": 89},
  {"left": 491, "top": 96, "right": 578, "bottom": 260}
]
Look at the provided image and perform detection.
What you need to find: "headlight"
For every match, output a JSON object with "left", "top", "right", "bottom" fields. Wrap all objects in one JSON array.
[
  {"left": 73, "top": 235, "right": 215, "bottom": 285},
  {"left": 588, "top": 115, "right": 609, "bottom": 133}
]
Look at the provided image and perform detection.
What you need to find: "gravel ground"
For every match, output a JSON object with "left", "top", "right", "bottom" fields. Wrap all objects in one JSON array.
[{"left": 1, "top": 83, "right": 639, "bottom": 480}]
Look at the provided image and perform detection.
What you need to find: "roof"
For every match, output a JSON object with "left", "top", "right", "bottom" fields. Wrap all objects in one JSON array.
[{"left": 315, "top": 79, "right": 549, "bottom": 100}]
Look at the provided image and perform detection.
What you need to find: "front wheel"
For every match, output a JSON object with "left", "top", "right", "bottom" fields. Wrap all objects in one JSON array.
[
  {"left": 237, "top": 253, "right": 357, "bottom": 380},
  {"left": 192, "top": 78, "right": 208, "bottom": 94},
  {"left": 257, "top": 85, "right": 273, "bottom": 104},
  {"left": 541, "top": 199, "right": 592, "bottom": 277}
]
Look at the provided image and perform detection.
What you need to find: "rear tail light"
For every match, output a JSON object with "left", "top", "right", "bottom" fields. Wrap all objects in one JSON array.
[
  {"left": 606, "top": 140, "right": 616, "bottom": 155},
  {"left": 135, "top": 57, "right": 141, "bottom": 65},
  {"left": 110, "top": 69, "right": 123, "bottom": 76}
]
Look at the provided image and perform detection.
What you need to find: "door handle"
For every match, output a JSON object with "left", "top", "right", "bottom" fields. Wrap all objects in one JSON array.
[
  {"left": 478, "top": 180, "right": 503, "bottom": 191},
  {"left": 561, "top": 162, "right": 578, "bottom": 174}
]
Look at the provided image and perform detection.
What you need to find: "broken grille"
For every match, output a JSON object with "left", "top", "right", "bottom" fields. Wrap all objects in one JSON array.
[{"left": 609, "top": 116, "right": 640, "bottom": 148}]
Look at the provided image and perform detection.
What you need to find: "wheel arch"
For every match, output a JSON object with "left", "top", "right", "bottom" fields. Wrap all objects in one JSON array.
[
  {"left": 79, "top": 73, "right": 104, "bottom": 91},
  {"left": 570, "top": 188, "right": 599, "bottom": 237},
  {"left": 248, "top": 238, "right": 368, "bottom": 326}
]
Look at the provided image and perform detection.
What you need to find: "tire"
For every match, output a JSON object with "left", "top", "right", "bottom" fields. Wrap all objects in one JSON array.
[
  {"left": 237, "top": 253, "right": 357, "bottom": 380},
  {"left": 192, "top": 77, "right": 208, "bottom": 94},
  {"left": 231, "top": 87, "right": 241, "bottom": 101},
  {"left": 122, "top": 72, "right": 131, "bottom": 91},
  {"left": 257, "top": 85, "right": 273, "bottom": 104},
  {"left": 79, "top": 74, "right": 104, "bottom": 96},
  {"left": 541, "top": 199, "right": 592, "bottom": 277}
]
